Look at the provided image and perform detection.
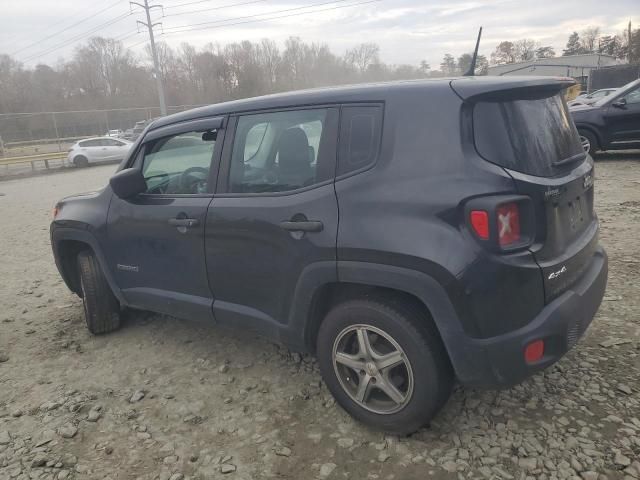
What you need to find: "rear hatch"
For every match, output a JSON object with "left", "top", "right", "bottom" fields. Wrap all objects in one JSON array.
[{"left": 452, "top": 77, "right": 598, "bottom": 302}]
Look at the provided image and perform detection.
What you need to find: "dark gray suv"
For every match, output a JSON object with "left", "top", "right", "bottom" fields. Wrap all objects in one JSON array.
[{"left": 51, "top": 76, "right": 607, "bottom": 434}]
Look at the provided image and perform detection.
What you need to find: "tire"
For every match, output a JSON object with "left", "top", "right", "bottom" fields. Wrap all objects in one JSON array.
[
  {"left": 317, "top": 298, "right": 453, "bottom": 435},
  {"left": 77, "top": 250, "right": 121, "bottom": 334},
  {"left": 73, "top": 155, "right": 89, "bottom": 168},
  {"left": 578, "top": 129, "right": 599, "bottom": 155}
]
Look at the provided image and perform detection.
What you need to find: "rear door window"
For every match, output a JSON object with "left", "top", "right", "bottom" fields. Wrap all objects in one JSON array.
[
  {"left": 337, "top": 105, "right": 383, "bottom": 176},
  {"left": 228, "top": 108, "right": 338, "bottom": 193},
  {"left": 473, "top": 92, "right": 584, "bottom": 177},
  {"left": 79, "top": 139, "right": 102, "bottom": 147}
]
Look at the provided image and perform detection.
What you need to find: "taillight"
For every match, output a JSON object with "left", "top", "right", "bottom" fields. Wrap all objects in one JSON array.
[
  {"left": 464, "top": 195, "right": 534, "bottom": 252},
  {"left": 496, "top": 202, "right": 521, "bottom": 247},
  {"left": 469, "top": 210, "right": 489, "bottom": 240}
]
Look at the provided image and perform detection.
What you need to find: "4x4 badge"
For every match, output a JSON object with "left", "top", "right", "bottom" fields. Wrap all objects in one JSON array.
[
  {"left": 117, "top": 264, "right": 139, "bottom": 273},
  {"left": 583, "top": 173, "right": 594, "bottom": 189},
  {"left": 548, "top": 265, "right": 567, "bottom": 280}
]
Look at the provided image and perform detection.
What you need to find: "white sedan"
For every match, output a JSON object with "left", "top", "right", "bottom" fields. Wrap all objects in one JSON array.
[{"left": 68, "top": 137, "right": 132, "bottom": 167}]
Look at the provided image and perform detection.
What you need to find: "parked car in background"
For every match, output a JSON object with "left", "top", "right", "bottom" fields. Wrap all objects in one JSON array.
[
  {"left": 568, "top": 88, "right": 618, "bottom": 107},
  {"left": 122, "top": 128, "right": 134, "bottom": 141},
  {"left": 570, "top": 78, "right": 640, "bottom": 154},
  {"left": 105, "top": 129, "right": 124, "bottom": 138},
  {"left": 67, "top": 137, "right": 132, "bottom": 167},
  {"left": 52, "top": 76, "right": 607, "bottom": 434}
]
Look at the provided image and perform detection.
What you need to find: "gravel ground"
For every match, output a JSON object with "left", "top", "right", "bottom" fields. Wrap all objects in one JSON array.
[{"left": 0, "top": 155, "right": 639, "bottom": 480}]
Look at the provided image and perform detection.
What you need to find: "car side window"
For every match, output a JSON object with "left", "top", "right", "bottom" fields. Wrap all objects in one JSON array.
[
  {"left": 104, "top": 139, "right": 124, "bottom": 147},
  {"left": 229, "top": 108, "right": 335, "bottom": 193},
  {"left": 623, "top": 86, "right": 640, "bottom": 105},
  {"left": 141, "top": 130, "right": 217, "bottom": 195},
  {"left": 337, "top": 105, "right": 383, "bottom": 176},
  {"left": 80, "top": 139, "right": 100, "bottom": 147}
]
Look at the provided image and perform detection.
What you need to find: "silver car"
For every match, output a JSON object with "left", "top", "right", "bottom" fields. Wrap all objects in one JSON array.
[
  {"left": 67, "top": 137, "right": 132, "bottom": 167},
  {"left": 568, "top": 88, "right": 618, "bottom": 107}
]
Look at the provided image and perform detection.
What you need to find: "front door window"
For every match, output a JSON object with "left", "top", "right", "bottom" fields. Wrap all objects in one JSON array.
[{"left": 142, "top": 131, "right": 218, "bottom": 195}]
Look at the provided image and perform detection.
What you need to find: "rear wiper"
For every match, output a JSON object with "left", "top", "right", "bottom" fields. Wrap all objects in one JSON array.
[{"left": 553, "top": 152, "right": 586, "bottom": 167}]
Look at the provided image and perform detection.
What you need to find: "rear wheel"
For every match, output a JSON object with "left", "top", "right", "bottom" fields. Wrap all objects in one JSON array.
[
  {"left": 77, "top": 251, "right": 121, "bottom": 334},
  {"left": 317, "top": 298, "right": 453, "bottom": 435},
  {"left": 73, "top": 155, "right": 89, "bottom": 168},
  {"left": 578, "top": 129, "right": 598, "bottom": 155}
]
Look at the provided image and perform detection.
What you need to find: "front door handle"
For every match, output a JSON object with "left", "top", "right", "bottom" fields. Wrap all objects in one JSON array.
[
  {"left": 168, "top": 218, "right": 200, "bottom": 228},
  {"left": 279, "top": 220, "right": 323, "bottom": 233}
]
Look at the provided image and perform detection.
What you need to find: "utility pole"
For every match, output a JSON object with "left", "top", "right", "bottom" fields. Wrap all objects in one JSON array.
[
  {"left": 629, "top": 21, "right": 633, "bottom": 63},
  {"left": 131, "top": 0, "right": 167, "bottom": 116}
]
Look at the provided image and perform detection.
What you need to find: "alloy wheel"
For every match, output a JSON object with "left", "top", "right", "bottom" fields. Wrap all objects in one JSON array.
[
  {"left": 579, "top": 135, "right": 591, "bottom": 153},
  {"left": 332, "top": 324, "right": 414, "bottom": 414}
]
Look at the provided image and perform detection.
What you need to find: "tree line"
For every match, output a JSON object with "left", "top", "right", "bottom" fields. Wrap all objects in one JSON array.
[
  {"left": 1, "top": 24, "right": 638, "bottom": 119},
  {"left": 484, "top": 24, "right": 640, "bottom": 65},
  {"left": 0, "top": 37, "right": 437, "bottom": 117}
]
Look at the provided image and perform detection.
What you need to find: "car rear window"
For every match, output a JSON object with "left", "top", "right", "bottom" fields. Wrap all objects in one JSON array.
[{"left": 473, "top": 92, "right": 584, "bottom": 177}]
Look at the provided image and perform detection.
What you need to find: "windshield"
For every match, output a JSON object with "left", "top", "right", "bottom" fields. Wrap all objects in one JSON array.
[{"left": 473, "top": 91, "right": 584, "bottom": 177}]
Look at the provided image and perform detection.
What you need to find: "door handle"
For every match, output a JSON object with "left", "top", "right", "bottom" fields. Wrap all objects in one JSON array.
[
  {"left": 279, "top": 220, "right": 323, "bottom": 233},
  {"left": 168, "top": 218, "right": 200, "bottom": 228}
]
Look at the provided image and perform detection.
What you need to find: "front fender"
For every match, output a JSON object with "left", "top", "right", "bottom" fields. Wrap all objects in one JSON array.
[{"left": 51, "top": 226, "right": 125, "bottom": 304}]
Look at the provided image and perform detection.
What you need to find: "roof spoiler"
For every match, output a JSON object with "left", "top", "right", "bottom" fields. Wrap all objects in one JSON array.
[{"left": 450, "top": 76, "right": 576, "bottom": 101}]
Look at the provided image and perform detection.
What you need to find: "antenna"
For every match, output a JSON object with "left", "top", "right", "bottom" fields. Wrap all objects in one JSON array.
[{"left": 464, "top": 26, "right": 483, "bottom": 76}]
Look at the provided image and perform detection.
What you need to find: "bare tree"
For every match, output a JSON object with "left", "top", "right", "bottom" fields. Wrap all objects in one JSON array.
[
  {"left": 258, "top": 39, "right": 280, "bottom": 91},
  {"left": 514, "top": 39, "right": 536, "bottom": 62},
  {"left": 345, "top": 43, "right": 380, "bottom": 74},
  {"left": 581, "top": 26, "right": 601, "bottom": 53}
]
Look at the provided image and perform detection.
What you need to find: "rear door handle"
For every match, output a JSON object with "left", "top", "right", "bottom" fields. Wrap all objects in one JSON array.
[
  {"left": 168, "top": 218, "right": 200, "bottom": 228},
  {"left": 279, "top": 220, "right": 323, "bottom": 233}
]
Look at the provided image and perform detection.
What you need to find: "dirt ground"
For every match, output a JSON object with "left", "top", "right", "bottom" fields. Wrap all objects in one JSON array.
[{"left": 0, "top": 155, "right": 639, "bottom": 480}]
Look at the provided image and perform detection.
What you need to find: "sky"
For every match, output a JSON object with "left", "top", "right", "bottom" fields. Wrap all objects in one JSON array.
[{"left": 1, "top": 0, "right": 638, "bottom": 69}]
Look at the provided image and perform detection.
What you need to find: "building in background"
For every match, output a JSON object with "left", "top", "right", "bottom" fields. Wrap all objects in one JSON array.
[{"left": 487, "top": 54, "right": 621, "bottom": 91}]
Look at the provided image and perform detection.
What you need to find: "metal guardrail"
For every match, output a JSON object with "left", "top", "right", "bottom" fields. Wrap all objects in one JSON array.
[
  {"left": 5, "top": 136, "right": 90, "bottom": 148},
  {"left": 0, "top": 152, "right": 67, "bottom": 170}
]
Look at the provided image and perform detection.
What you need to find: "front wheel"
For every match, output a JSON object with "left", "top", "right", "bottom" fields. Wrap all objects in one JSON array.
[
  {"left": 77, "top": 251, "right": 121, "bottom": 334},
  {"left": 317, "top": 298, "right": 453, "bottom": 435}
]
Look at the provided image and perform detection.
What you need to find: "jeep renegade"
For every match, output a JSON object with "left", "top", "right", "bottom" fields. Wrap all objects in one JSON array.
[{"left": 51, "top": 76, "right": 608, "bottom": 434}]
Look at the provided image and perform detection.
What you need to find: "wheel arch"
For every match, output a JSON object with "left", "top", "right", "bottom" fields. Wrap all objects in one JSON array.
[
  {"left": 287, "top": 261, "right": 474, "bottom": 381},
  {"left": 52, "top": 228, "right": 125, "bottom": 304},
  {"left": 575, "top": 124, "right": 602, "bottom": 150}
]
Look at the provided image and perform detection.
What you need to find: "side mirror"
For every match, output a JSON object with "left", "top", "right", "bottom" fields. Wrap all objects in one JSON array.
[
  {"left": 110, "top": 168, "right": 146, "bottom": 199},
  {"left": 612, "top": 98, "right": 627, "bottom": 108}
]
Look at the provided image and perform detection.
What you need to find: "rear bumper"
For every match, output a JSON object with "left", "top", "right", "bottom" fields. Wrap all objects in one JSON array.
[{"left": 453, "top": 246, "right": 607, "bottom": 387}]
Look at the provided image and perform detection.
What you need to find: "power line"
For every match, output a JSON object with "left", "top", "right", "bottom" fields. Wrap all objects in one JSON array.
[
  {"left": 162, "top": 0, "right": 381, "bottom": 35},
  {"left": 10, "top": 0, "right": 125, "bottom": 56},
  {"left": 163, "top": 0, "right": 268, "bottom": 17},
  {"left": 163, "top": 0, "right": 216, "bottom": 10},
  {"left": 20, "top": 12, "right": 133, "bottom": 64},
  {"left": 115, "top": 30, "right": 142, "bottom": 42},
  {"left": 6, "top": 1, "right": 124, "bottom": 51}
]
